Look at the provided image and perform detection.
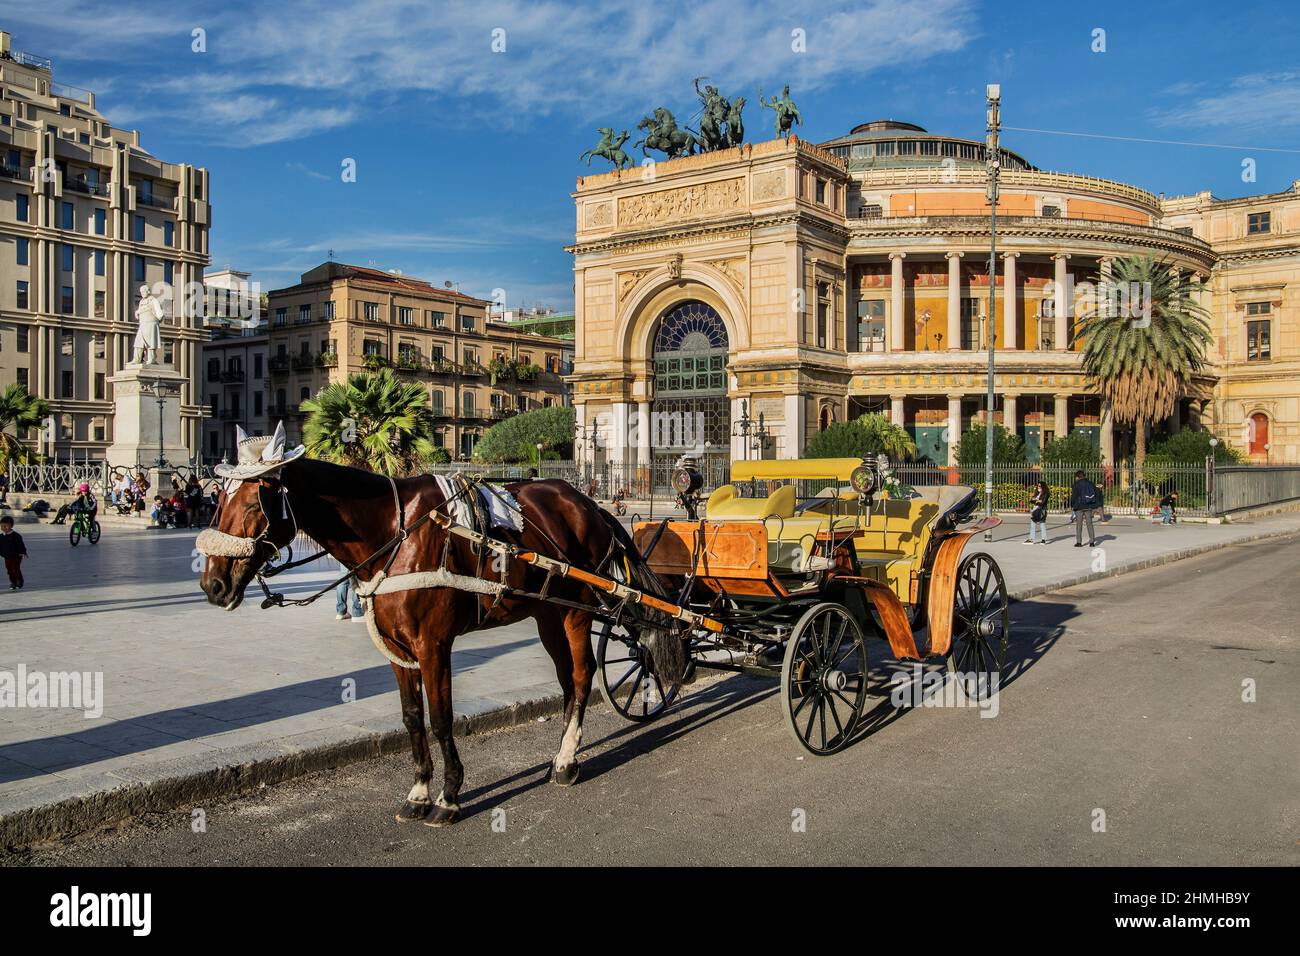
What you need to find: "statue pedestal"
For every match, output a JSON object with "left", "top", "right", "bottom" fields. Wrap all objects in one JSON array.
[{"left": 106, "top": 364, "right": 190, "bottom": 479}]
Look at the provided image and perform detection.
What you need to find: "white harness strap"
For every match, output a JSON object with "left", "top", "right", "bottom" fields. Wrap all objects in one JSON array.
[{"left": 356, "top": 568, "right": 508, "bottom": 670}]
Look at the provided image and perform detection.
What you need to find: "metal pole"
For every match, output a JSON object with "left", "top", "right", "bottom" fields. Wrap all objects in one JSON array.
[{"left": 984, "top": 84, "right": 1002, "bottom": 540}]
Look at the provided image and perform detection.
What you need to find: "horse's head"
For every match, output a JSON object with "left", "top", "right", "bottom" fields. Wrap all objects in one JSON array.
[{"left": 197, "top": 473, "right": 298, "bottom": 610}]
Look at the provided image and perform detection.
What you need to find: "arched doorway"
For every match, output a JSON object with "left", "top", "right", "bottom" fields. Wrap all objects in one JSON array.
[
  {"left": 651, "top": 300, "right": 730, "bottom": 463},
  {"left": 1249, "top": 412, "right": 1269, "bottom": 457}
]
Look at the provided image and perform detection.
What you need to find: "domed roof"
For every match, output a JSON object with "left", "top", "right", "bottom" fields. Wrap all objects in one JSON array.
[{"left": 820, "top": 120, "right": 1034, "bottom": 172}]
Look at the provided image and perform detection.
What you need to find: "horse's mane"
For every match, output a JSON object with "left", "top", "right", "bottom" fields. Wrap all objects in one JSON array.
[{"left": 285, "top": 456, "right": 408, "bottom": 501}]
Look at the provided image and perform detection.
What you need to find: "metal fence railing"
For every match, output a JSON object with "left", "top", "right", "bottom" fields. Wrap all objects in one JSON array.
[
  {"left": 1211, "top": 465, "right": 1300, "bottom": 515},
  {"left": 887, "top": 461, "right": 1213, "bottom": 517}
]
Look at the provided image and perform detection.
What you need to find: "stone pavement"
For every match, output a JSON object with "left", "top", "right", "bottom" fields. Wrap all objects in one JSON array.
[{"left": 1, "top": 508, "right": 1297, "bottom": 843}]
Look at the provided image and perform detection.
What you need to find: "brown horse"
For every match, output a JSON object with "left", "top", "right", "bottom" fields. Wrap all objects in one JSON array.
[{"left": 198, "top": 457, "right": 675, "bottom": 826}]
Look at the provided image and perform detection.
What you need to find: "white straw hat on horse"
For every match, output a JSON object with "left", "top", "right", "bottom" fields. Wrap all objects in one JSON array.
[{"left": 214, "top": 422, "right": 305, "bottom": 480}]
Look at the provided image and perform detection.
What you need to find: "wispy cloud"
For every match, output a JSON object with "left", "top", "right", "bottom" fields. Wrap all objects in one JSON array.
[
  {"left": 21, "top": 0, "right": 977, "bottom": 146},
  {"left": 1152, "top": 71, "right": 1300, "bottom": 131}
]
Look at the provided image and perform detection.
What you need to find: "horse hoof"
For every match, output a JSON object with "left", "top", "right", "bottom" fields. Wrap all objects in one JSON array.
[
  {"left": 395, "top": 800, "right": 432, "bottom": 822},
  {"left": 553, "top": 763, "right": 580, "bottom": 787},
  {"left": 423, "top": 805, "right": 460, "bottom": 828}
]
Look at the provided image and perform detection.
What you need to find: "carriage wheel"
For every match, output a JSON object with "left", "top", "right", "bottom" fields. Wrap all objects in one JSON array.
[
  {"left": 947, "top": 553, "right": 1010, "bottom": 698},
  {"left": 595, "top": 618, "right": 680, "bottom": 722},
  {"left": 781, "top": 602, "right": 869, "bottom": 756},
  {"left": 89, "top": 521, "right": 101, "bottom": 545},
  {"left": 69, "top": 522, "right": 81, "bottom": 547}
]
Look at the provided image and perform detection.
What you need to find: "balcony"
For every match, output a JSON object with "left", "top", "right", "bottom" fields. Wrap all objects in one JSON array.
[
  {"left": 318, "top": 351, "right": 339, "bottom": 368},
  {"left": 460, "top": 361, "right": 487, "bottom": 378},
  {"left": 219, "top": 369, "right": 246, "bottom": 383},
  {"left": 136, "top": 192, "right": 175, "bottom": 211},
  {"left": 65, "top": 177, "right": 110, "bottom": 197},
  {"left": 292, "top": 354, "right": 318, "bottom": 371},
  {"left": 0, "top": 163, "right": 28, "bottom": 181},
  {"left": 269, "top": 356, "right": 291, "bottom": 374},
  {"left": 429, "top": 358, "right": 458, "bottom": 375},
  {"left": 361, "top": 353, "right": 389, "bottom": 370},
  {"left": 267, "top": 403, "right": 291, "bottom": 418},
  {"left": 218, "top": 408, "right": 243, "bottom": 421}
]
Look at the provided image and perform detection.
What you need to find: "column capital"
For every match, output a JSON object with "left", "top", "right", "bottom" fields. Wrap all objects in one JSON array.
[
  {"left": 1001, "top": 251, "right": 1020, "bottom": 260},
  {"left": 1052, "top": 252, "right": 1071, "bottom": 262},
  {"left": 945, "top": 251, "right": 964, "bottom": 260},
  {"left": 888, "top": 251, "right": 907, "bottom": 261}
]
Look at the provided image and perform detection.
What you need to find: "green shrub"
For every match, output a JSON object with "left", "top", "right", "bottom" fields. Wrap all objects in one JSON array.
[
  {"left": 1149, "top": 429, "right": 1243, "bottom": 464},
  {"left": 474, "top": 406, "right": 575, "bottom": 463},
  {"left": 805, "top": 413, "right": 917, "bottom": 461},
  {"left": 956, "top": 423, "right": 1026, "bottom": 466},
  {"left": 1041, "top": 431, "right": 1102, "bottom": 465}
]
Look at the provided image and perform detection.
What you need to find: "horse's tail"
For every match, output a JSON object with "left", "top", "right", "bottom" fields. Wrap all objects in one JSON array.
[{"left": 595, "top": 509, "right": 687, "bottom": 690}]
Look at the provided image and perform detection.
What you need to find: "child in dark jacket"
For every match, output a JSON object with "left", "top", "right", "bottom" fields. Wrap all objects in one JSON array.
[{"left": 0, "top": 515, "right": 27, "bottom": 589}]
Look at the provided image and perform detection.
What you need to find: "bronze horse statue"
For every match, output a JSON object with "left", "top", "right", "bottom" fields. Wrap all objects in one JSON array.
[{"left": 198, "top": 455, "right": 679, "bottom": 826}]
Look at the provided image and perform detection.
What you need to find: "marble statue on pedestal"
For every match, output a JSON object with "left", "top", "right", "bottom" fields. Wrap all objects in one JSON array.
[{"left": 132, "top": 285, "right": 164, "bottom": 365}]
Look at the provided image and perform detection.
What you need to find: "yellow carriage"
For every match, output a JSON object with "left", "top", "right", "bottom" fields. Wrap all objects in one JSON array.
[{"left": 601, "top": 456, "right": 1011, "bottom": 754}]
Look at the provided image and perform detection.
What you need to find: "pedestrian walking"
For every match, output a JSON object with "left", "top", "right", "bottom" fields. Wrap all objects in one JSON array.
[
  {"left": 1159, "top": 490, "right": 1179, "bottom": 525},
  {"left": 0, "top": 471, "right": 9, "bottom": 506},
  {"left": 334, "top": 557, "right": 364, "bottom": 622},
  {"left": 0, "top": 514, "right": 27, "bottom": 589},
  {"left": 1070, "top": 469, "right": 1102, "bottom": 548},
  {"left": 1025, "top": 480, "right": 1050, "bottom": 544}
]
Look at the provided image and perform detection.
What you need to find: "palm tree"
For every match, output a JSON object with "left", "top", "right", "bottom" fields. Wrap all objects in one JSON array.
[
  {"left": 301, "top": 370, "right": 437, "bottom": 477},
  {"left": 0, "top": 383, "right": 51, "bottom": 472},
  {"left": 1076, "top": 256, "right": 1212, "bottom": 469}
]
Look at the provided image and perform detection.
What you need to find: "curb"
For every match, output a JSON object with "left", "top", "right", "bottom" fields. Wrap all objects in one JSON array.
[
  {"left": 4, "top": 523, "right": 1298, "bottom": 850},
  {"left": 0, "top": 691, "right": 577, "bottom": 851},
  {"left": 1005, "top": 525, "right": 1300, "bottom": 601}
]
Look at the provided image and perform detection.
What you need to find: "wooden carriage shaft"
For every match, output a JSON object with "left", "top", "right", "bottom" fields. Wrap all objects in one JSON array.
[{"left": 430, "top": 512, "right": 725, "bottom": 634}]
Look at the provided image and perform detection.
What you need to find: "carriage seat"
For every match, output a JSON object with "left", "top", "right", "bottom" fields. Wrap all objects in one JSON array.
[{"left": 705, "top": 483, "right": 796, "bottom": 521}]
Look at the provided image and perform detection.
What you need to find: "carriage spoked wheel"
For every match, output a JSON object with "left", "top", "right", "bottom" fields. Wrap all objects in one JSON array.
[
  {"left": 947, "top": 553, "right": 1010, "bottom": 699},
  {"left": 781, "top": 602, "right": 869, "bottom": 756},
  {"left": 595, "top": 617, "right": 681, "bottom": 722}
]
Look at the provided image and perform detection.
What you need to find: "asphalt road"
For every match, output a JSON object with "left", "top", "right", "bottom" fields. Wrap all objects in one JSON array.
[{"left": 6, "top": 535, "right": 1298, "bottom": 866}]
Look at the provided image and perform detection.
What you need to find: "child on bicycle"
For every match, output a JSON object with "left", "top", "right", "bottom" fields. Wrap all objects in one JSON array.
[{"left": 0, "top": 515, "right": 26, "bottom": 589}]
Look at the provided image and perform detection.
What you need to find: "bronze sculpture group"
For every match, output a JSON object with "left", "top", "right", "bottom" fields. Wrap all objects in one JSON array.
[{"left": 581, "top": 79, "right": 802, "bottom": 169}]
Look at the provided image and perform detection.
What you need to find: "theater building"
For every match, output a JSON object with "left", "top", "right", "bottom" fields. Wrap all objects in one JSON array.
[{"left": 567, "top": 120, "right": 1298, "bottom": 467}]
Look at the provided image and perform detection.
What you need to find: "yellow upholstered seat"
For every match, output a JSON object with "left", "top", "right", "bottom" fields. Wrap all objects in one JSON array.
[{"left": 706, "top": 483, "right": 797, "bottom": 521}]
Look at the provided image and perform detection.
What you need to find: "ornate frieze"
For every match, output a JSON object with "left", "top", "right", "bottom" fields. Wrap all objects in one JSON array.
[{"left": 618, "top": 178, "right": 745, "bottom": 227}]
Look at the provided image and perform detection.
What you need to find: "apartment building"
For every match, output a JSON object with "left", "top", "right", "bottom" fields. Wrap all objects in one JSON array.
[
  {"left": 0, "top": 30, "right": 210, "bottom": 459},
  {"left": 266, "top": 262, "right": 571, "bottom": 458},
  {"left": 200, "top": 268, "right": 269, "bottom": 460}
]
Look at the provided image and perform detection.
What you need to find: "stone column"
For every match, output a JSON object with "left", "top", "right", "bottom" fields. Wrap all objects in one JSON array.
[
  {"left": 610, "top": 401, "right": 630, "bottom": 470},
  {"left": 1002, "top": 252, "right": 1019, "bottom": 350},
  {"left": 890, "top": 394, "right": 905, "bottom": 427},
  {"left": 636, "top": 400, "right": 651, "bottom": 467},
  {"left": 784, "top": 393, "right": 804, "bottom": 458},
  {"left": 946, "top": 252, "right": 963, "bottom": 350},
  {"left": 889, "top": 252, "right": 906, "bottom": 351},
  {"left": 1100, "top": 401, "right": 1115, "bottom": 465},
  {"left": 1003, "top": 394, "right": 1018, "bottom": 437},
  {"left": 1053, "top": 253, "right": 1070, "bottom": 350},
  {"left": 1054, "top": 394, "right": 1070, "bottom": 440},
  {"left": 947, "top": 394, "right": 963, "bottom": 466}
]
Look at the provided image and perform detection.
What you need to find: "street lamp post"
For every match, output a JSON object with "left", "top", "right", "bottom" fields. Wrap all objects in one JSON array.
[
  {"left": 983, "top": 84, "right": 1002, "bottom": 541},
  {"left": 139, "top": 378, "right": 180, "bottom": 472},
  {"left": 732, "top": 400, "right": 770, "bottom": 461}
]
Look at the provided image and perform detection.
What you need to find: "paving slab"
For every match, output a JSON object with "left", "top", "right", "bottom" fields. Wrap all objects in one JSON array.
[{"left": 0, "top": 510, "right": 1297, "bottom": 846}]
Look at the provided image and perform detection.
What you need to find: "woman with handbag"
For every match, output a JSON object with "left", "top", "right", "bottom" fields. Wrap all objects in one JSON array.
[{"left": 1025, "top": 480, "right": 1050, "bottom": 544}]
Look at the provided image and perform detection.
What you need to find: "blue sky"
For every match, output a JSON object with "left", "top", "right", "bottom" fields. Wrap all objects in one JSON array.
[{"left": 10, "top": 0, "right": 1300, "bottom": 309}]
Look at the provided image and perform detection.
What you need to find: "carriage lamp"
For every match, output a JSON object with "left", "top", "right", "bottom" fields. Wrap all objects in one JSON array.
[{"left": 849, "top": 462, "right": 878, "bottom": 497}]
